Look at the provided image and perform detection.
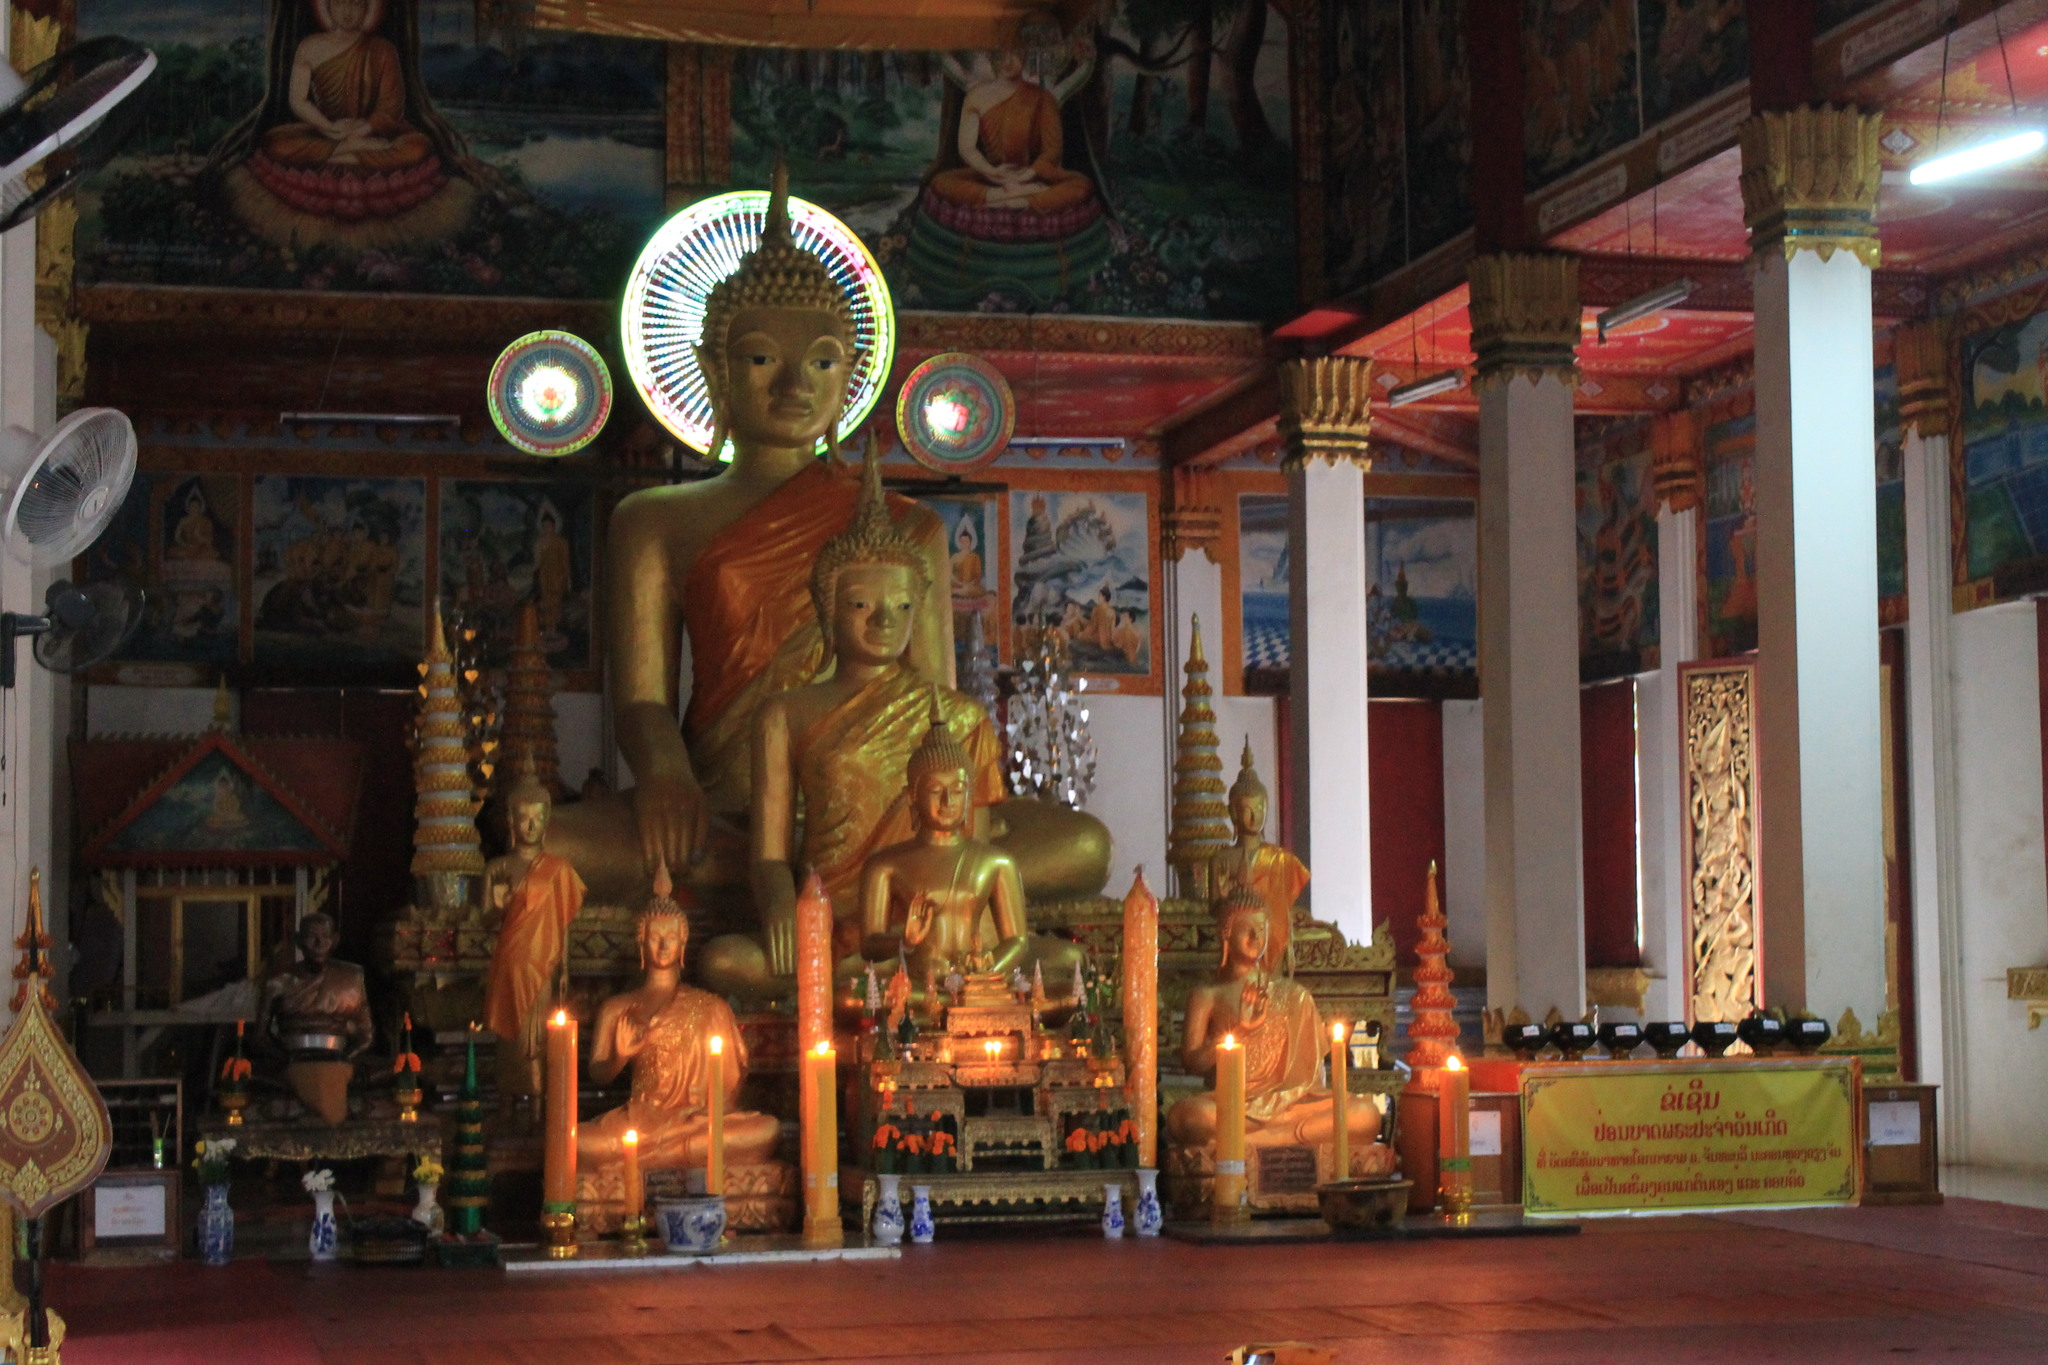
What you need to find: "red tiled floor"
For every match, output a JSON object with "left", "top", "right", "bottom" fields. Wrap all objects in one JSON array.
[{"left": 50, "top": 1200, "right": 2048, "bottom": 1365}]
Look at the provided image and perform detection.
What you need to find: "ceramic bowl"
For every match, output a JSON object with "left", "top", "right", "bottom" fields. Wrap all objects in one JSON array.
[
  {"left": 1642, "top": 1021, "right": 1693, "bottom": 1057},
  {"left": 1786, "top": 1017, "right": 1833, "bottom": 1054},
  {"left": 655, "top": 1194, "right": 727, "bottom": 1255},
  {"left": 1596, "top": 1021, "right": 1644, "bottom": 1059},
  {"left": 1503, "top": 1023, "right": 1550, "bottom": 1058},
  {"left": 1317, "top": 1178, "right": 1412, "bottom": 1233},
  {"left": 1690, "top": 1019, "right": 1741, "bottom": 1057},
  {"left": 1549, "top": 1020, "right": 1596, "bottom": 1058},
  {"left": 1735, "top": 1013, "right": 1787, "bottom": 1055}
]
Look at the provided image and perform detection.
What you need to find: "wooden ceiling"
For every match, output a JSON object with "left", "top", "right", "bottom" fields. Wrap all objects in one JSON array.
[{"left": 532, "top": 0, "right": 1098, "bottom": 50}]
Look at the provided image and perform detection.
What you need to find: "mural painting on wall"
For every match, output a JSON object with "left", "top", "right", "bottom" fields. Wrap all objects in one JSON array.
[
  {"left": 733, "top": 3, "right": 1296, "bottom": 320},
  {"left": 80, "top": 472, "right": 242, "bottom": 674},
  {"left": 77, "top": 0, "right": 664, "bottom": 297},
  {"left": 1875, "top": 362, "right": 1907, "bottom": 624},
  {"left": 1009, "top": 488, "right": 1152, "bottom": 682},
  {"left": 1523, "top": 0, "right": 1639, "bottom": 189},
  {"left": 1576, "top": 422, "right": 1660, "bottom": 680},
  {"left": 1365, "top": 497, "right": 1477, "bottom": 685},
  {"left": 251, "top": 475, "right": 426, "bottom": 681},
  {"left": 1238, "top": 492, "right": 1289, "bottom": 676},
  {"left": 1699, "top": 393, "right": 1758, "bottom": 657},
  {"left": 911, "top": 491, "right": 1003, "bottom": 682},
  {"left": 1322, "top": 0, "right": 1407, "bottom": 295},
  {"left": 1960, "top": 303, "right": 2048, "bottom": 603},
  {"left": 438, "top": 480, "right": 597, "bottom": 674},
  {"left": 1405, "top": 0, "right": 1472, "bottom": 262},
  {"left": 1637, "top": 0, "right": 1747, "bottom": 129}
]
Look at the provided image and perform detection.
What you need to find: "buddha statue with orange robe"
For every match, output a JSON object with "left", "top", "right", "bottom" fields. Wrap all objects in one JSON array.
[
  {"left": 1208, "top": 739, "right": 1309, "bottom": 973},
  {"left": 544, "top": 163, "right": 1109, "bottom": 925},
  {"left": 481, "top": 762, "right": 585, "bottom": 1113}
]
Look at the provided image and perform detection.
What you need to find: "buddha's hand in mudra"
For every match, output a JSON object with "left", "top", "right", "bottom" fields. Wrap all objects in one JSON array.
[
  {"left": 902, "top": 894, "right": 940, "bottom": 949},
  {"left": 1238, "top": 974, "right": 1272, "bottom": 1033},
  {"left": 612, "top": 1010, "right": 649, "bottom": 1062},
  {"left": 633, "top": 771, "right": 708, "bottom": 872}
]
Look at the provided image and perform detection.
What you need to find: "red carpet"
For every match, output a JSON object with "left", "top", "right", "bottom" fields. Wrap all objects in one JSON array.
[{"left": 51, "top": 1259, "right": 323, "bottom": 1365}]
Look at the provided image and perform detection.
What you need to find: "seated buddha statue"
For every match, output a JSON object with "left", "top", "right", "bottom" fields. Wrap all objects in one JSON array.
[
  {"left": 1166, "top": 891, "right": 1387, "bottom": 1161},
  {"left": 580, "top": 866, "right": 779, "bottom": 1172},
  {"left": 1207, "top": 740, "right": 1308, "bottom": 973},
  {"left": 837, "top": 700, "right": 1084, "bottom": 1012},
  {"left": 544, "top": 160, "right": 1108, "bottom": 919}
]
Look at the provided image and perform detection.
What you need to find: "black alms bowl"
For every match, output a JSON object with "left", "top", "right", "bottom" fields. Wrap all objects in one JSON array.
[
  {"left": 1786, "top": 1016, "right": 1833, "bottom": 1054},
  {"left": 1597, "top": 1021, "right": 1644, "bottom": 1059},
  {"left": 1691, "top": 1019, "right": 1741, "bottom": 1057},
  {"left": 1735, "top": 1013, "right": 1787, "bottom": 1055},
  {"left": 1643, "top": 1021, "right": 1692, "bottom": 1058},
  {"left": 1504, "top": 1022, "right": 1550, "bottom": 1058},
  {"left": 1549, "top": 1020, "right": 1596, "bottom": 1058}
]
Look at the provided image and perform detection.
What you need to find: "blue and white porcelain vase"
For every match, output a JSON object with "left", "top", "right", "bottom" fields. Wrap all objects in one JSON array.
[
  {"left": 1101, "top": 1183, "right": 1125, "bottom": 1238},
  {"left": 655, "top": 1194, "right": 727, "bottom": 1254},
  {"left": 308, "top": 1190, "right": 339, "bottom": 1262},
  {"left": 872, "top": 1173, "right": 905, "bottom": 1245},
  {"left": 197, "top": 1184, "right": 234, "bottom": 1266},
  {"left": 908, "top": 1184, "right": 935, "bottom": 1244},
  {"left": 1132, "top": 1168, "right": 1163, "bottom": 1237}
]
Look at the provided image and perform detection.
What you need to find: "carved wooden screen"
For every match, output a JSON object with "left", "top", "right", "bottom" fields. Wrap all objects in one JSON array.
[{"left": 1678, "top": 660, "right": 1763, "bottom": 1023}]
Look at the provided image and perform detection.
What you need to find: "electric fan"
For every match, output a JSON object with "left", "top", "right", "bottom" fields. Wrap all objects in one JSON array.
[
  {"left": 0, "top": 35, "right": 157, "bottom": 232},
  {"left": 0, "top": 406, "right": 137, "bottom": 567},
  {"left": 1, "top": 578, "right": 143, "bottom": 687}
]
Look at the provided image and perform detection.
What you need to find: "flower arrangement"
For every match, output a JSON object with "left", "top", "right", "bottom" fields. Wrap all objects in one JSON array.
[
  {"left": 192, "top": 1137, "right": 236, "bottom": 1186},
  {"left": 302, "top": 1168, "right": 336, "bottom": 1196},
  {"left": 219, "top": 1020, "right": 252, "bottom": 1087},
  {"left": 413, "top": 1155, "right": 444, "bottom": 1187},
  {"left": 392, "top": 1013, "right": 423, "bottom": 1085}
]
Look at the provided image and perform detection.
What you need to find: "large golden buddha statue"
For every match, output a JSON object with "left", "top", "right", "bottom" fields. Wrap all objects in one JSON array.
[{"left": 547, "top": 163, "right": 1109, "bottom": 934}]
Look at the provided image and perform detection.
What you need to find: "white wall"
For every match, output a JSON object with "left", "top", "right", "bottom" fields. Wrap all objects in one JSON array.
[
  {"left": 1441, "top": 697, "right": 1486, "bottom": 970},
  {"left": 1085, "top": 691, "right": 1168, "bottom": 890},
  {"left": 1950, "top": 602, "right": 2048, "bottom": 1168}
]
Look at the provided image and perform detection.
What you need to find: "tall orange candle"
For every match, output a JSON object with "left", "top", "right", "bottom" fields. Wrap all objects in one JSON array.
[
  {"left": 803, "top": 1041, "right": 842, "bottom": 1247},
  {"left": 1329, "top": 1020, "right": 1350, "bottom": 1181},
  {"left": 1438, "top": 1053, "right": 1470, "bottom": 1211},
  {"left": 1120, "top": 868, "right": 1159, "bottom": 1169},
  {"left": 620, "top": 1128, "right": 643, "bottom": 1224},
  {"left": 542, "top": 1007, "right": 578, "bottom": 1253},
  {"left": 706, "top": 1035, "right": 727, "bottom": 1197},
  {"left": 1212, "top": 1033, "right": 1247, "bottom": 1223}
]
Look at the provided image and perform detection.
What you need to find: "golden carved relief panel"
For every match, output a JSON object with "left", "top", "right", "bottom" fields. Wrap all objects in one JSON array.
[{"left": 1680, "top": 660, "right": 1761, "bottom": 1023}]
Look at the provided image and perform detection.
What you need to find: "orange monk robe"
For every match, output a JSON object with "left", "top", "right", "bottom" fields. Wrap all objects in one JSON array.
[
  {"left": 1212, "top": 842, "right": 1310, "bottom": 972},
  {"left": 681, "top": 462, "right": 932, "bottom": 817},
  {"left": 482, "top": 852, "right": 586, "bottom": 1045},
  {"left": 261, "top": 36, "right": 433, "bottom": 173},
  {"left": 584, "top": 986, "right": 752, "bottom": 1169},
  {"left": 930, "top": 82, "right": 1093, "bottom": 214},
  {"left": 1242, "top": 978, "right": 1333, "bottom": 1127},
  {"left": 790, "top": 663, "right": 1004, "bottom": 926}
]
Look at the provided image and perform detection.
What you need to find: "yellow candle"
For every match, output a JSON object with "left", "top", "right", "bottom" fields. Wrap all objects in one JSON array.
[
  {"left": 543, "top": 1008, "right": 578, "bottom": 1209},
  {"left": 1329, "top": 1020, "right": 1350, "bottom": 1181},
  {"left": 707, "top": 1035, "right": 726, "bottom": 1197},
  {"left": 620, "top": 1128, "right": 642, "bottom": 1225},
  {"left": 1120, "top": 869, "right": 1159, "bottom": 1169},
  {"left": 1439, "top": 1053, "right": 1470, "bottom": 1209},
  {"left": 1213, "top": 1033, "right": 1247, "bottom": 1223},
  {"left": 803, "top": 1041, "right": 842, "bottom": 1247}
]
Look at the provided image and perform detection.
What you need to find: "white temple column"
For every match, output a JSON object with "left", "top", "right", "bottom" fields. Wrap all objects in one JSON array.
[
  {"left": 1470, "top": 254, "right": 1586, "bottom": 1021},
  {"left": 1896, "top": 320, "right": 1966, "bottom": 1122},
  {"left": 1280, "top": 358, "right": 1374, "bottom": 944},
  {"left": 1742, "top": 108, "right": 1887, "bottom": 1024},
  {"left": 1637, "top": 491, "right": 1700, "bottom": 1023}
]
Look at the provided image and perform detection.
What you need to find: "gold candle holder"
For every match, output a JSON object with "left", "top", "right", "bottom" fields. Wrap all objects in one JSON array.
[
  {"left": 395, "top": 1087, "right": 422, "bottom": 1124},
  {"left": 619, "top": 1213, "right": 649, "bottom": 1258},
  {"left": 1438, "top": 1158, "right": 1473, "bottom": 1224},
  {"left": 540, "top": 1206, "right": 578, "bottom": 1258}
]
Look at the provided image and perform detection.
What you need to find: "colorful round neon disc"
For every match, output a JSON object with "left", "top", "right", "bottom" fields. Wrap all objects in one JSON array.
[
  {"left": 620, "top": 190, "right": 895, "bottom": 457},
  {"left": 895, "top": 352, "right": 1015, "bottom": 475},
  {"left": 487, "top": 330, "right": 613, "bottom": 456}
]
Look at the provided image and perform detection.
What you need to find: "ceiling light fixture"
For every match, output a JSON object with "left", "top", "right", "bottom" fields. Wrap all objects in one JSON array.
[
  {"left": 1386, "top": 369, "right": 1465, "bottom": 407},
  {"left": 1908, "top": 128, "right": 2046, "bottom": 184},
  {"left": 1596, "top": 277, "right": 1694, "bottom": 342}
]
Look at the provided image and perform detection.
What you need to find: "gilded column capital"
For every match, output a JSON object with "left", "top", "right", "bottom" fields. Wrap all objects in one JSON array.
[
  {"left": 1737, "top": 105, "right": 1882, "bottom": 267},
  {"left": 1892, "top": 317, "right": 1955, "bottom": 437},
  {"left": 1650, "top": 408, "right": 1704, "bottom": 514},
  {"left": 1467, "top": 253, "right": 1580, "bottom": 383},
  {"left": 1161, "top": 464, "right": 1223, "bottom": 563},
  {"left": 1277, "top": 355, "right": 1373, "bottom": 471}
]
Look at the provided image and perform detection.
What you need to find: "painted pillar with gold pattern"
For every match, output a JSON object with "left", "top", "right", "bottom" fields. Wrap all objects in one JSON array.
[
  {"left": 1739, "top": 105, "right": 1888, "bottom": 1025},
  {"left": 1280, "top": 356, "right": 1375, "bottom": 945},
  {"left": 1470, "top": 253, "right": 1587, "bottom": 1022}
]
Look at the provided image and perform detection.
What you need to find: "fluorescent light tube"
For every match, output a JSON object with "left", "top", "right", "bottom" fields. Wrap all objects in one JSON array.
[
  {"left": 1597, "top": 277, "right": 1694, "bottom": 342},
  {"left": 1386, "top": 369, "right": 1465, "bottom": 407},
  {"left": 1909, "top": 129, "right": 2046, "bottom": 185}
]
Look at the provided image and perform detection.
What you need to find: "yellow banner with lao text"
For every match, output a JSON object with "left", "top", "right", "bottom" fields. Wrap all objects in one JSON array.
[{"left": 1521, "top": 1059, "right": 1861, "bottom": 1216}]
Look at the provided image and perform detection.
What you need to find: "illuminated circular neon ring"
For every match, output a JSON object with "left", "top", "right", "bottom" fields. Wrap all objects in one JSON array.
[
  {"left": 622, "top": 190, "right": 896, "bottom": 457},
  {"left": 487, "top": 330, "right": 613, "bottom": 456},
  {"left": 895, "top": 352, "right": 1015, "bottom": 475}
]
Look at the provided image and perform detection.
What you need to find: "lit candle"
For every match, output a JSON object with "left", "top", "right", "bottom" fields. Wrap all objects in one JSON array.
[
  {"left": 1120, "top": 868, "right": 1159, "bottom": 1169},
  {"left": 1439, "top": 1053, "right": 1470, "bottom": 1210},
  {"left": 707, "top": 1035, "right": 726, "bottom": 1197},
  {"left": 984, "top": 1038, "right": 1000, "bottom": 1063},
  {"left": 1213, "top": 1033, "right": 1247, "bottom": 1223},
  {"left": 620, "top": 1128, "right": 642, "bottom": 1227},
  {"left": 543, "top": 1008, "right": 578, "bottom": 1246},
  {"left": 803, "top": 1040, "right": 842, "bottom": 1247},
  {"left": 1329, "top": 1019, "right": 1350, "bottom": 1181}
]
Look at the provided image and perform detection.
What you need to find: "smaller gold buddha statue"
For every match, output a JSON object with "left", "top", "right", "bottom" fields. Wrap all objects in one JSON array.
[
  {"left": 1208, "top": 739, "right": 1307, "bottom": 973},
  {"left": 481, "top": 759, "right": 586, "bottom": 1115},
  {"left": 581, "top": 867, "right": 780, "bottom": 1172},
  {"left": 843, "top": 701, "right": 1082, "bottom": 1012},
  {"left": 1167, "top": 891, "right": 1385, "bottom": 1159},
  {"left": 255, "top": 913, "right": 374, "bottom": 1124}
]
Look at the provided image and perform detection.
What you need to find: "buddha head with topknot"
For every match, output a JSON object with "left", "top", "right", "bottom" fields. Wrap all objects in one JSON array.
[
  {"left": 637, "top": 860, "right": 693, "bottom": 973},
  {"left": 809, "top": 436, "right": 932, "bottom": 663},
  {"left": 1227, "top": 736, "right": 1269, "bottom": 839},
  {"left": 907, "top": 689, "right": 975, "bottom": 836},
  {"left": 695, "top": 157, "right": 860, "bottom": 462}
]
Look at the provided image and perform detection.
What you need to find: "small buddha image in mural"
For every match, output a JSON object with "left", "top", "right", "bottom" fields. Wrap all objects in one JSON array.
[
  {"left": 437, "top": 479, "right": 596, "bottom": 672},
  {"left": 207, "top": 0, "right": 483, "bottom": 252}
]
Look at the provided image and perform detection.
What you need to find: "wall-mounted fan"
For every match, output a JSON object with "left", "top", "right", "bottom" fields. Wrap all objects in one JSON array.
[
  {"left": 0, "top": 35, "right": 157, "bottom": 232},
  {"left": 0, "top": 407, "right": 136, "bottom": 566},
  {"left": 1, "top": 579, "right": 142, "bottom": 687}
]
